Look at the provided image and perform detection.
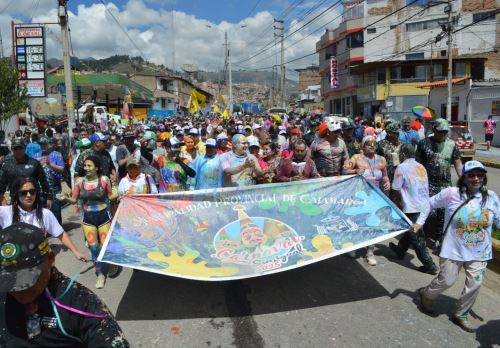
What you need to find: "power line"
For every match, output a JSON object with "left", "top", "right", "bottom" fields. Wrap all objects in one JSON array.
[
  {"left": 98, "top": 0, "right": 147, "bottom": 59},
  {"left": 0, "top": 0, "right": 15, "bottom": 14},
  {"left": 234, "top": 0, "right": 343, "bottom": 65}
]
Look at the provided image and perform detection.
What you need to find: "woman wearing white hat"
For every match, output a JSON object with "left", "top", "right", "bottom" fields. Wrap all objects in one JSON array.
[{"left": 415, "top": 160, "right": 500, "bottom": 332}]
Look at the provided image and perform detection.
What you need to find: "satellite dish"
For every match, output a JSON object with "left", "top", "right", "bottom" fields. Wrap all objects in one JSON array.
[{"left": 181, "top": 64, "right": 199, "bottom": 73}]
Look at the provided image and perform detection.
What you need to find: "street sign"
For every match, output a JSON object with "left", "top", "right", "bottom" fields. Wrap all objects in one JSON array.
[{"left": 14, "top": 25, "right": 47, "bottom": 97}]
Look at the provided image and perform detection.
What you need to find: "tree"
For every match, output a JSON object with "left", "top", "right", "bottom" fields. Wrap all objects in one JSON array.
[{"left": 0, "top": 58, "right": 28, "bottom": 131}]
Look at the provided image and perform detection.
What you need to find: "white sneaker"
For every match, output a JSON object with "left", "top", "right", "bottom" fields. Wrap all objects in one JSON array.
[
  {"left": 96, "top": 274, "right": 106, "bottom": 289},
  {"left": 366, "top": 254, "right": 377, "bottom": 266}
]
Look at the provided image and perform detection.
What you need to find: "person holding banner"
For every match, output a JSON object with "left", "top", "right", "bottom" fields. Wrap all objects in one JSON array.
[
  {"left": 192, "top": 139, "right": 222, "bottom": 190},
  {"left": 415, "top": 161, "right": 500, "bottom": 332},
  {"left": 310, "top": 120, "right": 349, "bottom": 177},
  {"left": 344, "top": 135, "right": 391, "bottom": 266},
  {"left": 153, "top": 139, "right": 196, "bottom": 193},
  {"left": 59, "top": 156, "right": 118, "bottom": 289},
  {"left": 277, "top": 140, "right": 320, "bottom": 182},
  {"left": 220, "top": 134, "right": 263, "bottom": 187}
]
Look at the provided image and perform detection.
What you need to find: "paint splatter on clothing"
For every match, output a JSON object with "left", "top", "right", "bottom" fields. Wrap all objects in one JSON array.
[
  {"left": 310, "top": 137, "right": 349, "bottom": 177},
  {"left": 153, "top": 155, "right": 188, "bottom": 193},
  {"left": 376, "top": 139, "right": 400, "bottom": 183},
  {"left": 416, "top": 137, "right": 460, "bottom": 196},
  {"left": 4, "top": 267, "right": 130, "bottom": 347},
  {"left": 348, "top": 153, "right": 388, "bottom": 190}
]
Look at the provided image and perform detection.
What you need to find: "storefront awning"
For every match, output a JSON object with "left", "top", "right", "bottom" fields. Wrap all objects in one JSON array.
[{"left": 417, "top": 77, "right": 470, "bottom": 88}]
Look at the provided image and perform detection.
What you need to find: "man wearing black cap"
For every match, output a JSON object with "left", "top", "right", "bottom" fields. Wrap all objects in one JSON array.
[
  {"left": 0, "top": 223, "right": 130, "bottom": 347},
  {"left": 0, "top": 139, "right": 52, "bottom": 208}
]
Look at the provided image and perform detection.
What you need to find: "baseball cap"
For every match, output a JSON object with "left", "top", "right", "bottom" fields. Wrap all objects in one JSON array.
[
  {"left": 252, "top": 124, "right": 262, "bottom": 130},
  {"left": 385, "top": 122, "right": 400, "bottom": 133},
  {"left": 290, "top": 128, "right": 301, "bottom": 135},
  {"left": 126, "top": 157, "right": 141, "bottom": 167},
  {"left": 123, "top": 131, "right": 135, "bottom": 139},
  {"left": 248, "top": 139, "right": 260, "bottom": 148},
  {"left": 463, "top": 160, "right": 487, "bottom": 174},
  {"left": 78, "top": 138, "right": 92, "bottom": 149},
  {"left": 141, "top": 130, "right": 157, "bottom": 142},
  {"left": 11, "top": 138, "right": 25, "bottom": 149},
  {"left": 433, "top": 118, "right": 449, "bottom": 131},
  {"left": 0, "top": 222, "right": 50, "bottom": 292},
  {"left": 205, "top": 138, "right": 217, "bottom": 147},
  {"left": 342, "top": 118, "right": 355, "bottom": 130},
  {"left": 188, "top": 128, "right": 199, "bottom": 136},
  {"left": 39, "top": 137, "right": 49, "bottom": 145},
  {"left": 89, "top": 133, "right": 108, "bottom": 144},
  {"left": 326, "top": 119, "right": 342, "bottom": 132},
  {"left": 216, "top": 133, "right": 228, "bottom": 141}
]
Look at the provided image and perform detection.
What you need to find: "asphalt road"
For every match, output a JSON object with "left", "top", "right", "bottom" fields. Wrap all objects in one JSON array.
[{"left": 2, "top": 170, "right": 500, "bottom": 347}]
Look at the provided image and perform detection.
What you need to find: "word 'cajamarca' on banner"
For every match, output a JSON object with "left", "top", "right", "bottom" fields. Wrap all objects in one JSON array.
[{"left": 98, "top": 176, "right": 410, "bottom": 281}]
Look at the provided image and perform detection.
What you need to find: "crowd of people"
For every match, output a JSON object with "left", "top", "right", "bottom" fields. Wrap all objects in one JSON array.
[{"left": 0, "top": 111, "right": 498, "bottom": 345}]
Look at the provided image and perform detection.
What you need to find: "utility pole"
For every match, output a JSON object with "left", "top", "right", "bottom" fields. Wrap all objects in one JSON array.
[
  {"left": 225, "top": 32, "right": 233, "bottom": 114},
  {"left": 270, "top": 66, "right": 275, "bottom": 107},
  {"left": 445, "top": 1, "right": 453, "bottom": 121},
  {"left": 171, "top": 6, "right": 175, "bottom": 72},
  {"left": 58, "top": 0, "right": 75, "bottom": 137},
  {"left": 0, "top": 27, "right": 4, "bottom": 59},
  {"left": 274, "top": 19, "right": 285, "bottom": 108}
]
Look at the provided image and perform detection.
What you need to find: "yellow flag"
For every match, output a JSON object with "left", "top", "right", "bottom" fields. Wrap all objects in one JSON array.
[
  {"left": 192, "top": 89, "right": 207, "bottom": 108},
  {"left": 217, "top": 94, "right": 227, "bottom": 107},
  {"left": 222, "top": 109, "right": 230, "bottom": 119},
  {"left": 213, "top": 105, "right": 221, "bottom": 113}
]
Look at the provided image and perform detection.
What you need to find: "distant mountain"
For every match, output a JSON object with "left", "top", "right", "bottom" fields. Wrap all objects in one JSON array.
[{"left": 197, "top": 70, "right": 297, "bottom": 92}]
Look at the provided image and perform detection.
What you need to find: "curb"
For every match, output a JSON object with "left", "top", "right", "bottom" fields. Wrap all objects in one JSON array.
[{"left": 474, "top": 158, "right": 500, "bottom": 169}]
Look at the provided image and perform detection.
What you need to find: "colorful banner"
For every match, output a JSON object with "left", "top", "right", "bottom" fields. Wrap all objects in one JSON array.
[{"left": 98, "top": 176, "right": 411, "bottom": 281}]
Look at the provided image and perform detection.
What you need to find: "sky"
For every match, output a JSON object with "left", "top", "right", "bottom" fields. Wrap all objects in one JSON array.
[{"left": 0, "top": 0, "right": 342, "bottom": 75}]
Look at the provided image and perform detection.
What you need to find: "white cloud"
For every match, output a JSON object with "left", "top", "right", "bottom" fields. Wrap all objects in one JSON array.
[{"left": 1, "top": 0, "right": 340, "bottom": 73}]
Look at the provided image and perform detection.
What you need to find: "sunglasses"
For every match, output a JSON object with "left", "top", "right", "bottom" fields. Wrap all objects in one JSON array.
[
  {"left": 364, "top": 141, "right": 376, "bottom": 147},
  {"left": 465, "top": 173, "right": 485, "bottom": 179},
  {"left": 19, "top": 189, "right": 36, "bottom": 197}
]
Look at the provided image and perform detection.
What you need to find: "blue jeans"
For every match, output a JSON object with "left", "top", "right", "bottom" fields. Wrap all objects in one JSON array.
[{"left": 50, "top": 189, "right": 62, "bottom": 224}]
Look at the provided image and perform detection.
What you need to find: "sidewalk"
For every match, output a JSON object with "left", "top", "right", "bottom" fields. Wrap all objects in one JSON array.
[{"left": 474, "top": 144, "right": 500, "bottom": 169}]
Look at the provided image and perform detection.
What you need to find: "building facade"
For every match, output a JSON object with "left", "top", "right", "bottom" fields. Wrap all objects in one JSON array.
[{"left": 316, "top": 0, "right": 499, "bottom": 121}]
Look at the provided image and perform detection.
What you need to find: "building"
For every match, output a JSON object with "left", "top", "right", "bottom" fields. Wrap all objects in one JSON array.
[
  {"left": 296, "top": 85, "right": 323, "bottom": 111},
  {"left": 316, "top": 0, "right": 499, "bottom": 121},
  {"left": 295, "top": 66, "right": 321, "bottom": 93},
  {"left": 47, "top": 73, "right": 153, "bottom": 120},
  {"left": 131, "top": 74, "right": 213, "bottom": 117},
  {"left": 316, "top": 1, "right": 365, "bottom": 116}
]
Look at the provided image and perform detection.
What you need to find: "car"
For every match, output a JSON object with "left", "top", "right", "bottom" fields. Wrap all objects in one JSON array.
[{"left": 449, "top": 122, "right": 476, "bottom": 162}]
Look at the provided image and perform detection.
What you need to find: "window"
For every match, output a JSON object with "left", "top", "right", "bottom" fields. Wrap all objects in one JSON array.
[
  {"left": 415, "top": 65, "right": 430, "bottom": 79},
  {"left": 404, "top": 0, "right": 431, "bottom": 5},
  {"left": 377, "top": 68, "right": 386, "bottom": 83},
  {"left": 401, "top": 65, "right": 416, "bottom": 79},
  {"left": 471, "top": 62, "right": 484, "bottom": 80},
  {"left": 348, "top": 31, "right": 363, "bottom": 48},
  {"left": 440, "top": 50, "right": 447, "bottom": 57},
  {"left": 343, "top": 4, "right": 364, "bottom": 21},
  {"left": 405, "top": 52, "right": 424, "bottom": 60},
  {"left": 391, "top": 66, "right": 401, "bottom": 80},
  {"left": 454, "top": 62, "right": 466, "bottom": 77},
  {"left": 406, "top": 18, "right": 445, "bottom": 32},
  {"left": 473, "top": 11, "right": 497, "bottom": 22},
  {"left": 367, "top": 28, "right": 376, "bottom": 34},
  {"left": 432, "top": 64, "right": 443, "bottom": 79},
  {"left": 161, "top": 98, "right": 166, "bottom": 108}
]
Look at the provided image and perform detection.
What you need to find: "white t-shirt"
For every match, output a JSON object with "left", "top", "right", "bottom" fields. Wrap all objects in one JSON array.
[
  {"left": 0, "top": 206, "right": 64, "bottom": 238},
  {"left": 392, "top": 158, "right": 429, "bottom": 213},
  {"left": 417, "top": 187, "right": 500, "bottom": 262},
  {"left": 118, "top": 173, "right": 158, "bottom": 195}
]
